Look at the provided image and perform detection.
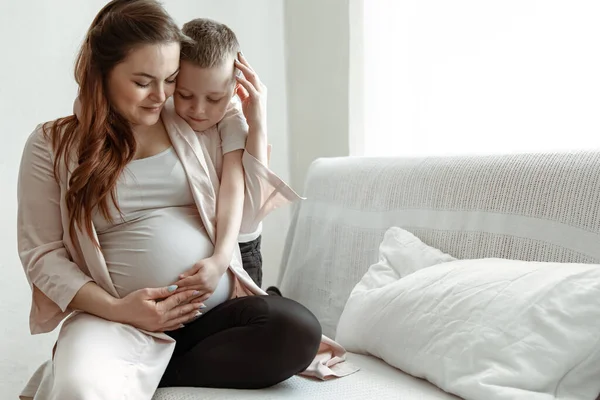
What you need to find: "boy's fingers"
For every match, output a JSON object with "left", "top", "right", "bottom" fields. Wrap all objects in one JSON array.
[
  {"left": 235, "top": 60, "right": 261, "bottom": 89},
  {"left": 236, "top": 84, "right": 250, "bottom": 101},
  {"left": 178, "top": 265, "right": 200, "bottom": 280},
  {"left": 237, "top": 52, "right": 255, "bottom": 72},
  {"left": 235, "top": 75, "right": 259, "bottom": 98},
  {"left": 173, "top": 275, "right": 199, "bottom": 288}
]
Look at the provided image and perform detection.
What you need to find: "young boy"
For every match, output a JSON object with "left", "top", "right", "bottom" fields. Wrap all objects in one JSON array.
[{"left": 174, "top": 18, "right": 281, "bottom": 295}]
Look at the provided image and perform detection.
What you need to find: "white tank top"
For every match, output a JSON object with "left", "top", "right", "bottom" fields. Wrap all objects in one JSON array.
[{"left": 93, "top": 147, "right": 233, "bottom": 312}]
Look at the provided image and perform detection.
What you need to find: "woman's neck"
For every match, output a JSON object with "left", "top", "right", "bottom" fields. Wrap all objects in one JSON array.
[
  {"left": 130, "top": 118, "right": 172, "bottom": 161},
  {"left": 131, "top": 118, "right": 161, "bottom": 138}
]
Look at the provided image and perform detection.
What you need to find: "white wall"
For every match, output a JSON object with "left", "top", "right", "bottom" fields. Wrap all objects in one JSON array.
[
  {"left": 0, "top": 1, "right": 288, "bottom": 397},
  {"left": 284, "top": 0, "right": 600, "bottom": 169},
  {"left": 284, "top": 0, "right": 353, "bottom": 191},
  {"left": 364, "top": 0, "right": 600, "bottom": 156}
]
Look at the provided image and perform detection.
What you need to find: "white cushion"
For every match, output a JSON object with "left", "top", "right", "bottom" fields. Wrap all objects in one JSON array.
[
  {"left": 350, "top": 227, "right": 456, "bottom": 292},
  {"left": 336, "top": 227, "right": 600, "bottom": 400}
]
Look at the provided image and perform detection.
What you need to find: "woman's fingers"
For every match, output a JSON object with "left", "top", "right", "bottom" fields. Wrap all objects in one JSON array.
[
  {"left": 163, "top": 309, "right": 201, "bottom": 330},
  {"left": 182, "top": 289, "right": 212, "bottom": 304},
  {"left": 164, "top": 301, "right": 202, "bottom": 321},
  {"left": 144, "top": 285, "right": 180, "bottom": 301},
  {"left": 163, "top": 323, "right": 185, "bottom": 332},
  {"left": 158, "top": 289, "right": 197, "bottom": 311},
  {"left": 191, "top": 292, "right": 212, "bottom": 304}
]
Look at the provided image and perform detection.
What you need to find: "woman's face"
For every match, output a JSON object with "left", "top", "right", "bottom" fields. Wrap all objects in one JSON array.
[{"left": 107, "top": 42, "right": 180, "bottom": 126}]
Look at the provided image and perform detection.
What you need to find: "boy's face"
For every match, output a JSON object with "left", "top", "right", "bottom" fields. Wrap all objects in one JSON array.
[{"left": 174, "top": 59, "right": 237, "bottom": 132}]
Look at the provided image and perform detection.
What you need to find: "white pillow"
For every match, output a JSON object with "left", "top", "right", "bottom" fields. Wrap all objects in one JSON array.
[
  {"left": 336, "top": 227, "right": 600, "bottom": 400},
  {"left": 349, "top": 227, "right": 457, "bottom": 294}
]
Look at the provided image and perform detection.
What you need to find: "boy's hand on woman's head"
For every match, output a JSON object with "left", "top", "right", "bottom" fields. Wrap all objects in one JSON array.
[{"left": 234, "top": 52, "right": 267, "bottom": 129}]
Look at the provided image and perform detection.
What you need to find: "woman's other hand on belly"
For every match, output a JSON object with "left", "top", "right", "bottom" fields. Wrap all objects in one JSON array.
[
  {"left": 172, "top": 254, "right": 229, "bottom": 300},
  {"left": 113, "top": 285, "right": 206, "bottom": 332}
]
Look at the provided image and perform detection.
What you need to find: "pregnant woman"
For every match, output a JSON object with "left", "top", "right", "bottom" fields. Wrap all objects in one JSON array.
[{"left": 17, "top": 1, "right": 351, "bottom": 399}]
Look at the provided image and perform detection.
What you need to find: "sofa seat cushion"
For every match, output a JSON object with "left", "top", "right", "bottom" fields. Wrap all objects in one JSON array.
[{"left": 153, "top": 353, "right": 460, "bottom": 400}]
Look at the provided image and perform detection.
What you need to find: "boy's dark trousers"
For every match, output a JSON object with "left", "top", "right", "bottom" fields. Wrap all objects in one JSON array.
[{"left": 239, "top": 235, "right": 263, "bottom": 287}]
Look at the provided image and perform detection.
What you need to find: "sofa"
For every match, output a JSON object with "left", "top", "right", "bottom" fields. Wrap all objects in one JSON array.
[{"left": 154, "top": 151, "right": 600, "bottom": 400}]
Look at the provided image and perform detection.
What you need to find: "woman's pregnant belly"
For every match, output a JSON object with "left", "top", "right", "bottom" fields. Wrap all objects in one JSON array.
[{"left": 98, "top": 206, "right": 233, "bottom": 310}]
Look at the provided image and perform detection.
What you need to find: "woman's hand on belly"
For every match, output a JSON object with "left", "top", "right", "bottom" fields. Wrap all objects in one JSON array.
[
  {"left": 173, "top": 254, "right": 229, "bottom": 299},
  {"left": 114, "top": 285, "right": 206, "bottom": 332}
]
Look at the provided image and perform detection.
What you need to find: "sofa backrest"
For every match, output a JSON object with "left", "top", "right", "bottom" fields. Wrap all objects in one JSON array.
[{"left": 279, "top": 152, "right": 600, "bottom": 338}]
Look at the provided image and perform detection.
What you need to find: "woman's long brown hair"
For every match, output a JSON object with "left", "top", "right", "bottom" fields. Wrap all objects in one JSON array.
[{"left": 43, "top": 0, "right": 188, "bottom": 241}]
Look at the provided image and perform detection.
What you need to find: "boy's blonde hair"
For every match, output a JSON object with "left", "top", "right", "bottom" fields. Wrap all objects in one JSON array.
[{"left": 181, "top": 18, "right": 240, "bottom": 68}]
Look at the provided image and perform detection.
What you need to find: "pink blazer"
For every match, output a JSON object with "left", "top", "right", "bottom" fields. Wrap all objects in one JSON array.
[{"left": 17, "top": 101, "right": 358, "bottom": 395}]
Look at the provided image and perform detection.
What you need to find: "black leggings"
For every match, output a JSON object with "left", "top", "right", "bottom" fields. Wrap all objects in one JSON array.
[{"left": 158, "top": 295, "right": 322, "bottom": 389}]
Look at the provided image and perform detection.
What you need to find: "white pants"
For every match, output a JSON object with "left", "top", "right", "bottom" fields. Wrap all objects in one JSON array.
[{"left": 20, "top": 312, "right": 175, "bottom": 400}]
